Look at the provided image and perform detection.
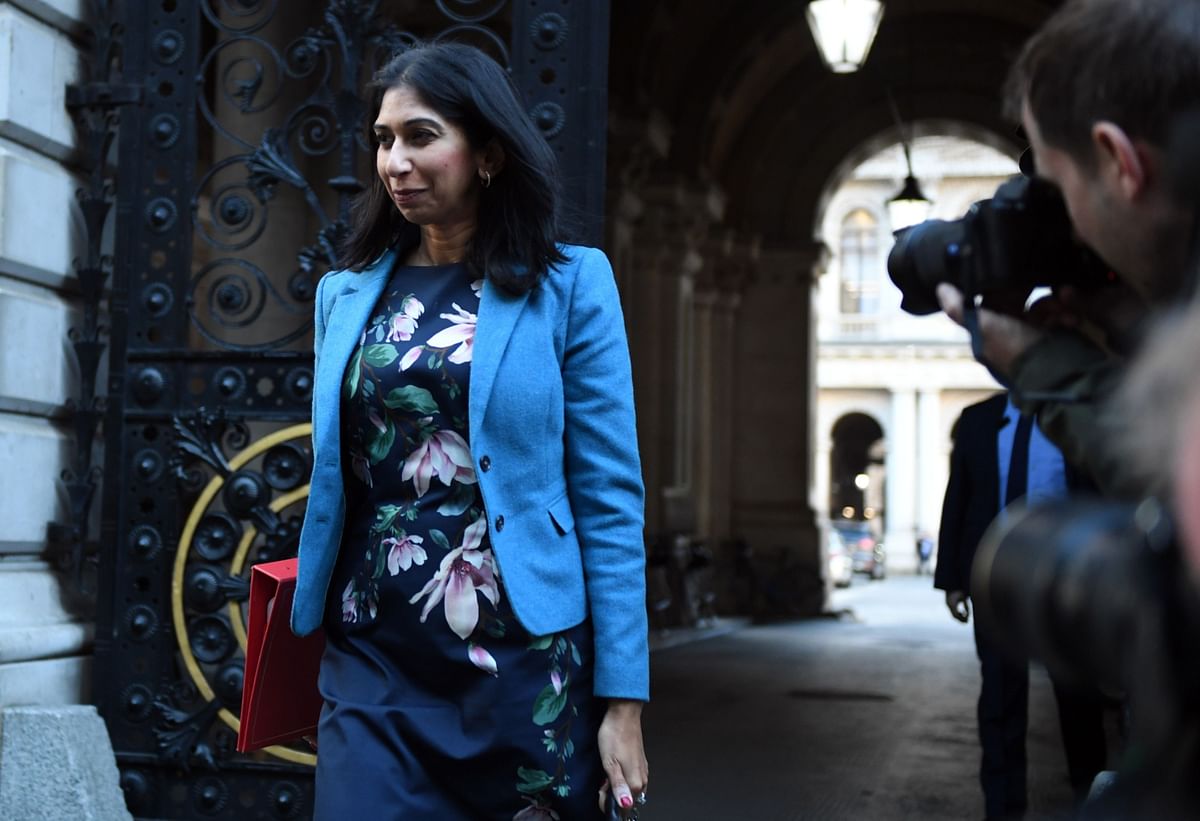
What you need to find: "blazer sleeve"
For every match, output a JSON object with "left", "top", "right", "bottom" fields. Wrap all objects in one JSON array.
[
  {"left": 934, "top": 414, "right": 970, "bottom": 593},
  {"left": 561, "top": 248, "right": 649, "bottom": 701},
  {"left": 310, "top": 272, "right": 331, "bottom": 462}
]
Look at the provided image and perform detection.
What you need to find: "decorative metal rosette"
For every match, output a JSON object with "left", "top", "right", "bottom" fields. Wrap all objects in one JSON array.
[{"left": 172, "top": 422, "right": 315, "bottom": 766}]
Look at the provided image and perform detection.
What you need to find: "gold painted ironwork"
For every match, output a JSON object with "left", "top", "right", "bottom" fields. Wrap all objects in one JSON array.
[{"left": 173, "top": 422, "right": 317, "bottom": 767}]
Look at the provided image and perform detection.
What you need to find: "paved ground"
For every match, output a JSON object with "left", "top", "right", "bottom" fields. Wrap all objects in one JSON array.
[{"left": 643, "top": 574, "right": 1087, "bottom": 821}]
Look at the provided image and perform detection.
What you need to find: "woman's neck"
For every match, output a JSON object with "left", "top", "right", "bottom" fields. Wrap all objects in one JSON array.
[{"left": 410, "top": 220, "right": 476, "bottom": 266}]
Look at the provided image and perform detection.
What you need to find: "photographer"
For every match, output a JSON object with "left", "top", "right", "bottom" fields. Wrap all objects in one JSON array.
[
  {"left": 933, "top": 0, "right": 1200, "bottom": 500},
  {"left": 909, "top": 2, "right": 1200, "bottom": 816}
]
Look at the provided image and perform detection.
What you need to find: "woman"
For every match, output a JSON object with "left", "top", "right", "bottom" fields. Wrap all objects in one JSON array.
[{"left": 290, "top": 42, "right": 649, "bottom": 820}]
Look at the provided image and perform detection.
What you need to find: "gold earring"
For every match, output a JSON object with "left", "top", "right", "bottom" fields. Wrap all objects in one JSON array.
[{"left": 481, "top": 170, "right": 492, "bottom": 189}]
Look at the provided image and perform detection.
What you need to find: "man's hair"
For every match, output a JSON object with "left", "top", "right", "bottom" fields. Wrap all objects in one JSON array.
[{"left": 1004, "top": 0, "right": 1200, "bottom": 164}]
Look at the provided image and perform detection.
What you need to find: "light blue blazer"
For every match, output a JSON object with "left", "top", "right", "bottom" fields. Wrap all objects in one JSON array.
[{"left": 291, "top": 244, "right": 649, "bottom": 700}]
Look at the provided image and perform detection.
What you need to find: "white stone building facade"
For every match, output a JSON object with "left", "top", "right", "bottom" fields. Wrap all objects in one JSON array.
[
  {"left": 0, "top": 0, "right": 93, "bottom": 708},
  {"left": 815, "top": 134, "right": 1018, "bottom": 573}
]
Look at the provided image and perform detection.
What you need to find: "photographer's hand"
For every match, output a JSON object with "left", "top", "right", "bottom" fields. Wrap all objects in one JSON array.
[
  {"left": 937, "top": 284, "right": 1045, "bottom": 377},
  {"left": 1048, "top": 283, "right": 1148, "bottom": 354},
  {"left": 945, "top": 590, "right": 970, "bottom": 623}
]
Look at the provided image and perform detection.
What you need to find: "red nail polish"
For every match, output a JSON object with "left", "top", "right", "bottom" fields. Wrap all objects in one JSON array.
[{"left": 620, "top": 795, "right": 633, "bottom": 808}]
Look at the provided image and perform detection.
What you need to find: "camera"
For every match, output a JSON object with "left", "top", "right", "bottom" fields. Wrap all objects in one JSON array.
[
  {"left": 971, "top": 498, "right": 1200, "bottom": 813},
  {"left": 887, "top": 174, "right": 1111, "bottom": 315}
]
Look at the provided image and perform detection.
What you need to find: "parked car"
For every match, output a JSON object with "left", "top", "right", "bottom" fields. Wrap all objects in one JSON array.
[{"left": 831, "top": 521, "right": 886, "bottom": 581}]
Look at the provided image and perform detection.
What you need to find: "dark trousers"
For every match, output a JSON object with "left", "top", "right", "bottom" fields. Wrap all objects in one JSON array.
[
  {"left": 975, "top": 617, "right": 1029, "bottom": 819},
  {"left": 1050, "top": 678, "right": 1109, "bottom": 802},
  {"left": 973, "top": 618, "right": 1108, "bottom": 819}
]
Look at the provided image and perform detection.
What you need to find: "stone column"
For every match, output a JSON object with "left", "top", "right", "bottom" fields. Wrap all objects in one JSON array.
[
  {"left": 690, "top": 236, "right": 751, "bottom": 549},
  {"left": 619, "top": 175, "right": 722, "bottom": 536},
  {"left": 886, "top": 388, "right": 919, "bottom": 571},
  {"left": 0, "top": 0, "right": 93, "bottom": 705},
  {"left": 730, "top": 241, "right": 829, "bottom": 618},
  {"left": 0, "top": 4, "right": 129, "bottom": 817},
  {"left": 916, "top": 388, "right": 944, "bottom": 544},
  {"left": 813, "top": 430, "right": 832, "bottom": 523}
]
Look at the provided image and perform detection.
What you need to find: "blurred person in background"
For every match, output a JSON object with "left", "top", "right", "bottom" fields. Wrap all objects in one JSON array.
[{"left": 937, "top": 394, "right": 1107, "bottom": 819}]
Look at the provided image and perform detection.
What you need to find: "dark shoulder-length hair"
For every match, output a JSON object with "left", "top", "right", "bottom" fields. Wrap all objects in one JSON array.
[{"left": 338, "top": 41, "right": 567, "bottom": 293}]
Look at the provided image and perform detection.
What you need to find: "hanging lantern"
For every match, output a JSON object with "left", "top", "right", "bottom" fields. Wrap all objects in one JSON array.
[
  {"left": 886, "top": 174, "right": 932, "bottom": 231},
  {"left": 806, "top": 0, "right": 885, "bottom": 74}
]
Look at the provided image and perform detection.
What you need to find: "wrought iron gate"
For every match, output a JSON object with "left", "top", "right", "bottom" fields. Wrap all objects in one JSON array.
[{"left": 86, "top": 2, "right": 610, "bottom": 817}]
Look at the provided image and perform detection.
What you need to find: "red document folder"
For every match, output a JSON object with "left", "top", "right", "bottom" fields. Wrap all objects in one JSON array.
[{"left": 236, "top": 558, "right": 326, "bottom": 753}]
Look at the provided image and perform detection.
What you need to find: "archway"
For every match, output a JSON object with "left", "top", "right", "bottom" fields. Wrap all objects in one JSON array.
[
  {"left": 814, "top": 131, "right": 1015, "bottom": 571},
  {"left": 829, "top": 412, "right": 886, "bottom": 527}
]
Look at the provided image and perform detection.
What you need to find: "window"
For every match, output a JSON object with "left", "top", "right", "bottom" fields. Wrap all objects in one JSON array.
[{"left": 839, "top": 209, "right": 880, "bottom": 314}]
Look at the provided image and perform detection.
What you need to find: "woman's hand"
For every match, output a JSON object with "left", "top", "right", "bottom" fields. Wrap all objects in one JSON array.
[{"left": 597, "top": 698, "right": 648, "bottom": 815}]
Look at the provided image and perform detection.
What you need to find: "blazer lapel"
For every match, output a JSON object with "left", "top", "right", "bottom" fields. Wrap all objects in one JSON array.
[
  {"left": 469, "top": 277, "right": 531, "bottom": 443},
  {"left": 316, "top": 250, "right": 396, "bottom": 415}
]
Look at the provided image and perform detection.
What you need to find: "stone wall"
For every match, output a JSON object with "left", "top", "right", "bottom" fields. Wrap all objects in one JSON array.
[{"left": 0, "top": 0, "right": 92, "bottom": 707}]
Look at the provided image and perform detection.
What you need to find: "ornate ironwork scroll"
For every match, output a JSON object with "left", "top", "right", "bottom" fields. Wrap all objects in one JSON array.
[
  {"left": 95, "top": 1, "right": 608, "bottom": 817},
  {"left": 50, "top": 0, "right": 137, "bottom": 605}
]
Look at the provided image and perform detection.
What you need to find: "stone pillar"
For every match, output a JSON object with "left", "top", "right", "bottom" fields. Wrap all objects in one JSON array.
[
  {"left": 813, "top": 430, "right": 832, "bottom": 522},
  {"left": 730, "top": 241, "right": 828, "bottom": 618},
  {"left": 916, "top": 388, "right": 944, "bottom": 545},
  {"left": 619, "top": 175, "right": 722, "bottom": 537},
  {"left": 0, "top": 1, "right": 94, "bottom": 703},
  {"left": 690, "top": 237, "right": 750, "bottom": 546},
  {"left": 0, "top": 4, "right": 129, "bottom": 818},
  {"left": 886, "top": 388, "right": 919, "bottom": 571}
]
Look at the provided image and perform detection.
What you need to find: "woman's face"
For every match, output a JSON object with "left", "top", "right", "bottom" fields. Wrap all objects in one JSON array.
[{"left": 374, "top": 85, "right": 483, "bottom": 229}]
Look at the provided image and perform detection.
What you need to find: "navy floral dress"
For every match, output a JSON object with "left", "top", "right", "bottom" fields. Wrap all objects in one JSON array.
[{"left": 314, "top": 261, "right": 604, "bottom": 821}]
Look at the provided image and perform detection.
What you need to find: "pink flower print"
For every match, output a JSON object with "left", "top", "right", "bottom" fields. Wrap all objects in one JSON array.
[
  {"left": 384, "top": 533, "right": 427, "bottom": 574},
  {"left": 399, "top": 346, "right": 423, "bottom": 371},
  {"left": 425, "top": 303, "right": 477, "bottom": 364},
  {"left": 409, "top": 517, "right": 500, "bottom": 639},
  {"left": 401, "top": 429, "right": 477, "bottom": 498},
  {"left": 470, "top": 279, "right": 483, "bottom": 298},
  {"left": 341, "top": 579, "right": 357, "bottom": 623},
  {"left": 385, "top": 296, "right": 425, "bottom": 342},
  {"left": 513, "top": 801, "right": 560, "bottom": 821},
  {"left": 468, "top": 641, "right": 499, "bottom": 676},
  {"left": 550, "top": 669, "right": 563, "bottom": 695}
]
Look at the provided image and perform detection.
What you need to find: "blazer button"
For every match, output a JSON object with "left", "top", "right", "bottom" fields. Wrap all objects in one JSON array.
[
  {"left": 479, "top": 455, "right": 491, "bottom": 472},
  {"left": 494, "top": 515, "right": 505, "bottom": 532}
]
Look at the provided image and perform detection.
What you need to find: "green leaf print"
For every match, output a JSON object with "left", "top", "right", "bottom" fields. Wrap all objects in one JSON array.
[
  {"left": 342, "top": 348, "right": 364, "bottom": 400},
  {"left": 531, "top": 682, "right": 568, "bottom": 726},
  {"left": 373, "top": 504, "right": 402, "bottom": 533},
  {"left": 363, "top": 344, "right": 399, "bottom": 368},
  {"left": 516, "top": 767, "right": 555, "bottom": 795},
  {"left": 366, "top": 417, "right": 396, "bottom": 464},
  {"left": 436, "top": 482, "right": 475, "bottom": 517},
  {"left": 527, "top": 635, "right": 553, "bottom": 651},
  {"left": 374, "top": 539, "right": 387, "bottom": 577},
  {"left": 429, "top": 529, "right": 451, "bottom": 552},
  {"left": 383, "top": 385, "right": 439, "bottom": 415}
]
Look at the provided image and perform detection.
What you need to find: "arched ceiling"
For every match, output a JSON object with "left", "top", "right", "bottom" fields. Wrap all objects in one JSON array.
[{"left": 610, "top": 0, "right": 1064, "bottom": 243}]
